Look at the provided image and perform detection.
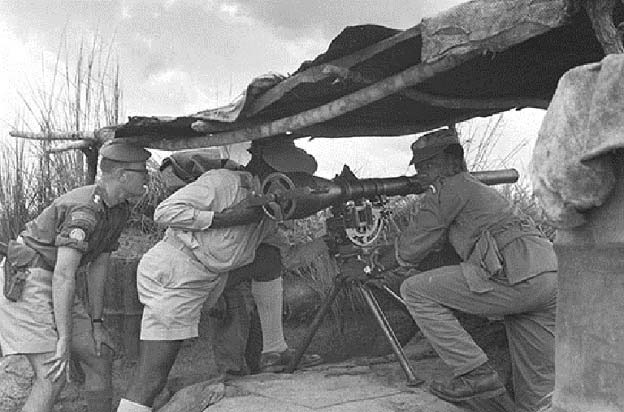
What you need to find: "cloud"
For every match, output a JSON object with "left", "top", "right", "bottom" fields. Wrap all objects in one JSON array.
[{"left": 227, "top": 0, "right": 464, "bottom": 41}]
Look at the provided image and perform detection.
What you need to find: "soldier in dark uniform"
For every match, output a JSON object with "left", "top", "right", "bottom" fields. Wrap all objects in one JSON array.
[
  {"left": 344, "top": 128, "right": 557, "bottom": 412},
  {"left": 0, "top": 142, "right": 150, "bottom": 412}
]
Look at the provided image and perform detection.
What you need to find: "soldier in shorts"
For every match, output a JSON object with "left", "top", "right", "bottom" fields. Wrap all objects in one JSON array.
[
  {"left": 117, "top": 137, "right": 321, "bottom": 412},
  {"left": 0, "top": 142, "right": 151, "bottom": 412}
]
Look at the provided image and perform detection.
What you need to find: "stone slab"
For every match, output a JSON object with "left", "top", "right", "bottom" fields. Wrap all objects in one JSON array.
[
  {"left": 207, "top": 394, "right": 314, "bottom": 411},
  {"left": 320, "top": 392, "right": 464, "bottom": 412},
  {"left": 229, "top": 368, "right": 402, "bottom": 408}
]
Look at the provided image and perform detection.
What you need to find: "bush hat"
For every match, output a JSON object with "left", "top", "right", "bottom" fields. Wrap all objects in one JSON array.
[
  {"left": 160, "top": 149, "right": 243, "bottom": 183},
  {"left": 250, "top": 136, "right": 318, "bottom": 175},
  {"left": 409, "top": 128, "right": 463, "bottom": 166},
  {"left": 100, "top": 142, "right": 151, "bottom": 165}
]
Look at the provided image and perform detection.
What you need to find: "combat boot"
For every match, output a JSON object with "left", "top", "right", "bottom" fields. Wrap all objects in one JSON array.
[{"left": 429, "top": 362, "right": 506, "bottom": 402}]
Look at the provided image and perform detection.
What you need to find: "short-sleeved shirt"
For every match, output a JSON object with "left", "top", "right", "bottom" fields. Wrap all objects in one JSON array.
[
  {"left": 17, "top": 184, "right": 129, "bottom": 268},
  {"left": 154, "top": 168, "right": 278, "bottom": 273},
  {"left": 397, "top": 172, "right": 557, "bottom": 287}
]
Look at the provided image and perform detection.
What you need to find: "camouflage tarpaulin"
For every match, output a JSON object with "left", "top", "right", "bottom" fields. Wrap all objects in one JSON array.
[{"left": 107, "top": 0, "right": 621, "bottom": 151}]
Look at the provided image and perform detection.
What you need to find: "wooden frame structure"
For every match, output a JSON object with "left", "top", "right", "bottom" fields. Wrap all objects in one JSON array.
[{"left": 10, "top": 0, "right": 624, "bottom": 181}]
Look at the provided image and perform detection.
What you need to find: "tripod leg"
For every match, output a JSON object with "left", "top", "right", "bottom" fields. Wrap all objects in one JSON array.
[
  {"left": 380, "top": 284, "right": 406, "bottom": 307},
  {"left": 285, "top": 279, "right": 342, "bottom": 373},
  {"left": 359, "top": 284, "right": 424, "bottom": 387}
]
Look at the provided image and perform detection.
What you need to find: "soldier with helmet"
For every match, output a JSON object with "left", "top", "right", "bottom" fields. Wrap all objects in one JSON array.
[
  {"left": 0, "top": 142, "right": 151, "bottom": 412},
  {"left": 346, "top": 127, "right": 557, "bottom": 412}
]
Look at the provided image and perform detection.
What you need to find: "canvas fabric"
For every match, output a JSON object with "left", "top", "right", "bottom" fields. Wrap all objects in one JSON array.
[{"left": 532, "top": 54, "right": 624, "bottom": 228}]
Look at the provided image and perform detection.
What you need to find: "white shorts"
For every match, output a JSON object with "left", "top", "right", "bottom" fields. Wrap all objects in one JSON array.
[
  {"left": 0, "top": 259, "right": 92, "bottom": 355},
  {"left": 137, "top": 241, "right": 227, "bottom": 341}
]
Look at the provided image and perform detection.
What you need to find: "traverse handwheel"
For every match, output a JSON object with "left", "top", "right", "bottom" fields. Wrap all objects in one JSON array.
[{"left": 261, "top": 172, "right": 297, "bottom": 221}]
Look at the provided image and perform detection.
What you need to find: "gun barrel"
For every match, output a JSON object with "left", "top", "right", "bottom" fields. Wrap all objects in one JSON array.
[
  {"left": 268, "top": 168, "right": 519, "bottom": 220},
  {"left": 471, "top": 169, "right": 520, "bottom": 186},
  {"left": 338, "top": 168, "right": 519, "bottom": 202}
]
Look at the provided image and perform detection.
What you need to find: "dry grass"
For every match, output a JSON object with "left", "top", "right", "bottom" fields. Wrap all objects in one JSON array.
[{"left": 0, "top": 33, "right": 156, "bottom": 242}]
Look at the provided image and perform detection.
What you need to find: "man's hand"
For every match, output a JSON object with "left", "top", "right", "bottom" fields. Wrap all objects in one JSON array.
[
  {"left": 44, "top": 337, "right": 71, "bottom": 382},
  {"left": 211, "top": 196, "right": 265, "bottom": 228},
  {"left": 92, "top": 323, "right": 116, "bottom": 357},
  {"left": 339, "top": 256, "right": 370, "bottom": 284}
]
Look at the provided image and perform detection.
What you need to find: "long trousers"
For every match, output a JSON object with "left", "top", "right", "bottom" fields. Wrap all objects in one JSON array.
[{"left": 400, "top": 266, "right": 556, "bottom": 412}]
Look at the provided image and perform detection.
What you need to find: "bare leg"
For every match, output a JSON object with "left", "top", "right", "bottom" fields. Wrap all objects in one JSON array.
[
  {"left": 22, "top": 352, "right": 66, "bottom": 412},
  {"left": 122, "top": 340, "right": 182, "bottom": 408}
]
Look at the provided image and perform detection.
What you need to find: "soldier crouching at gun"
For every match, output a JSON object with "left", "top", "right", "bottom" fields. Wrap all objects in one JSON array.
[{"left": 342, "top": 128, "right": 557, "bottom": 412}]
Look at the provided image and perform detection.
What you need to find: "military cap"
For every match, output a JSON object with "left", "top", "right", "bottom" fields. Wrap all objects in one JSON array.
[
  {"left": 409, "top": 127, "right": 463, "bottom": 165},
  {"left": 100, "top": 142, "right": 151, "bottom": 163},
  {"left": 250, "top": 136, "right": 317, "bottom": 175}
]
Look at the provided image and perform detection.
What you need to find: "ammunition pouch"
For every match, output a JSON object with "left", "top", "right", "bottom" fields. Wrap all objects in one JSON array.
[{"left": 468, "top": 230, "right": 504, "bottom": 278}]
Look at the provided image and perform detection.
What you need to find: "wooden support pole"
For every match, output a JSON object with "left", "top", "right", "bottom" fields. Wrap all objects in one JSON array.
[
  {"left": 245, "top": 25, "right": 422, "bottom": 117},
  {"left": 9, "top": 130, "right": 96, "bottom": 141},
  {"left": 117, "top": 50, "right": 481, "bottom": 151}
]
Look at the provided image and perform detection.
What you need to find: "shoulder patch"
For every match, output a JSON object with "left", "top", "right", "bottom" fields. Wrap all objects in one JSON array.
[
  {"left": 71, "top": 210, "right": 97, "bottom": 225},
  {"left": 69, "top": 228, "right": 86, "bottom": 241}
]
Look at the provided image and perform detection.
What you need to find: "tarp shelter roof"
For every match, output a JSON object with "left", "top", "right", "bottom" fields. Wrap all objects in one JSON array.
[{"left": 112, "top": 0, "right": 623, "bottom": 151}]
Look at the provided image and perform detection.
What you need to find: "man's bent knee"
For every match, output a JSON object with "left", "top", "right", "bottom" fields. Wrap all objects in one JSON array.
[{"left": 400, "top": 274, "right": 429, "bottom": 304}]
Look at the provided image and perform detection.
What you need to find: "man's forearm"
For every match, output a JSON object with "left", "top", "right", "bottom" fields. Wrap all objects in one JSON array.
[
  {"left": 87, "top": 254, "right": 110, "bottom": 319},
  {"left": 52, "top": 273, "right": 76, "bottom": 341},
  {"left": 210, "top": 206, "right": 264, "bottom": 228}
]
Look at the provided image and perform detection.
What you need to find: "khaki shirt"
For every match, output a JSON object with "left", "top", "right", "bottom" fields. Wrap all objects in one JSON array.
[
  {"left": 18, "top": 184, "right": 129, "bottom": 269},
  {"left": 155, "top": 169, "right": 278, "bottom": 273},
  {"left": 397, "top": 172, "right": 557, "bottom": 291}
]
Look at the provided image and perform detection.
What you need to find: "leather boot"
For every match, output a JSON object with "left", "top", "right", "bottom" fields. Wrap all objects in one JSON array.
[{"left": 429, "top": 363, "right": 506, "bottom": 402}]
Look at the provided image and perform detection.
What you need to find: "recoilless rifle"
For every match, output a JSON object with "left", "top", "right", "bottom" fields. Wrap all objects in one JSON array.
[{"left": 247, "top": 167, "right": 519, "bottom": 385}]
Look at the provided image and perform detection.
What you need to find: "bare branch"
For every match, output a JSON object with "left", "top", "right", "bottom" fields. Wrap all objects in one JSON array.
[
  {"left": 47, "top": 141, "right": 94, "bottom": 153},
  {"left": 10, "top": 130, "right": 96, "bottom": 142}
]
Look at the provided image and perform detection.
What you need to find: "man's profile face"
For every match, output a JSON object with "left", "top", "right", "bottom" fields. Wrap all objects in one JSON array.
[
  {"left": 121, "top": 164, "right": 150, "bottom": 201},
  {"left": 413, "top": 155, "right": 445, "bottom": 180}
]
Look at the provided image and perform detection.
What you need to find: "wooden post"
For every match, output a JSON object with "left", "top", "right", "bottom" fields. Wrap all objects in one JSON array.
[
  {"left": 552, "top": 152, "right": 624, "bottom": 411},
  {"left": 83, "top": 146, "right": 99, "bottom": 185}
]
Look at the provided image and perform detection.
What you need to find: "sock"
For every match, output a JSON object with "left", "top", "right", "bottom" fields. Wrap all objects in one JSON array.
[
  {"left": 85, "top": 390, "right": 113, "bottom": 412},
  {"left": 116, "top": 398, "right": 153, "bottom": 412},
  {"left": 251, "top": 278, "right": 288, "bottom": 354}
]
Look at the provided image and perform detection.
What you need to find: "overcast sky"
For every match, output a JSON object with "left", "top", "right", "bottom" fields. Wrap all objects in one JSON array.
[{"left": 0, "top": 0, "right": 544, "bottom": 179}]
